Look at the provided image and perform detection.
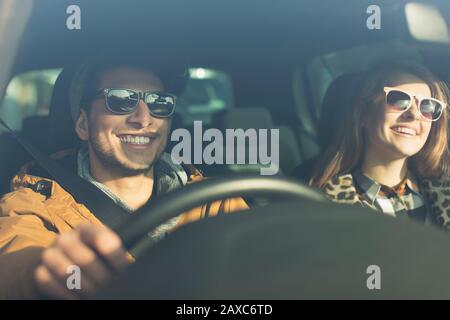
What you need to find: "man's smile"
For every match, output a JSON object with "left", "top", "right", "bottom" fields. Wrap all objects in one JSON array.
[{"left": 117, "top": 133, "right": 159, "bottom": 148}]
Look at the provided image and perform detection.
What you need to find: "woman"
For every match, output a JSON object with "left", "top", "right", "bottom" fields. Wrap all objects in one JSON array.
[{"left": 310, "top": 62, "right": 450, "bottom": 229}]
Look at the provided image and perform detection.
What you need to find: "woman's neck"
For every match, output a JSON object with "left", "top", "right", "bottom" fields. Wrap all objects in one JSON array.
[{"left": 361, "top": 149, "right": 409, "bottom": 188}]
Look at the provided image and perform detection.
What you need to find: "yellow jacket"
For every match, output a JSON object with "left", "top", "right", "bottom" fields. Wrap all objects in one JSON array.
[{"left": 0, "top": 151, "right": 248, "bottom": 299}]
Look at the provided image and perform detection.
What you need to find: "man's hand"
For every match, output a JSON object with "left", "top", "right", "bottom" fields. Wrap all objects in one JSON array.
[{"left": 34, "top": 224, "right": 130, "bottom": 299}]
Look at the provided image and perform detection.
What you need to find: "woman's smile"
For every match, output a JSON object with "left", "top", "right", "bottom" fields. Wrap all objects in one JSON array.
[{"left": 390, "top": 125, "right": 419, "bottom": 137}]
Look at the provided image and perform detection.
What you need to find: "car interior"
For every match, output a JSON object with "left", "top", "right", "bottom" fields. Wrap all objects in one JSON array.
[{"left": 2, "top": 0, "right": 450, "bottom": 298}]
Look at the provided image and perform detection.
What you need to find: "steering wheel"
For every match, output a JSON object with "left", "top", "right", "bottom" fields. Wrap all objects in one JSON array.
[
  {"left": 114, "top": 175, "right": 327, "bottom": 256},
  {"left": 98, "top": 174, "right": 450, "bottom": 300}
]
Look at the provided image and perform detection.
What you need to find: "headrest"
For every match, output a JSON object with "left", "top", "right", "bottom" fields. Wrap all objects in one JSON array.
[
  {"left": 222, "top": 107, "right": 273, "bottom": 130},
  {"left": 47, "top": 66, "right": 79, "bottom": 153},
  {"left": 317, "top": 72, "right": 362, "bottom": 149}
]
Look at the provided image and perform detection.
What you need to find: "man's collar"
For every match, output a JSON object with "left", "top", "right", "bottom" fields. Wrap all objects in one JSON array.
[
  {"left": 76, "top": 147, "right": 191, "bottom": 212},
  {"left": 77, "top": 147, "right": 135, "bottom": 212}
]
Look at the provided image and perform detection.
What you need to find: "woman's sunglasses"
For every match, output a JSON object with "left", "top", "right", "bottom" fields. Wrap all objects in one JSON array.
[
  {"left": 384, "top": 87, "right": 446, "bottom": 122},
  {"left": 89, "top": 88, "right": 177, "bottom": 118}
]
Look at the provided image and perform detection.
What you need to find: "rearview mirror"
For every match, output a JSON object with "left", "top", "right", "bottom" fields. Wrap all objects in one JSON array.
[{"left": 405, "top": 2, "right": 450, "bottom": 44}]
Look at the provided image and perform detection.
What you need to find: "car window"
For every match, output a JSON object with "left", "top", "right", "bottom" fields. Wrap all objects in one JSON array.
[
  {"left": 0, "top": 67, "right": 233, "bottom": 133},
  {"left": 177, "top": 68, "right": 233, "bottom": 126},
  {"left": 0, "top": 69, "right": 60, "bottom": 132}
]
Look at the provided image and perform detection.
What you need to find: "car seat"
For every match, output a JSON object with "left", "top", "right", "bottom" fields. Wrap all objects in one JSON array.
[
  {"left": 213, "top": 107, "right": 302, "bottom": 175},
  {"left": 292, "top": 72, "right": 362, "bottom": 182}
]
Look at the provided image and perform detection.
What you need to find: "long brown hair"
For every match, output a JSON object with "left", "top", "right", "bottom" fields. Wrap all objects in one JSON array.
[{"left": 310, "top": 62, "right": 450, "bottom": 189}]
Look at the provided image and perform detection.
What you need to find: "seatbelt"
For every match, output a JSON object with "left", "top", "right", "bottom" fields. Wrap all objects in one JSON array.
[{"left": 0, "top": 118, "right": 130, "bottom": 229}]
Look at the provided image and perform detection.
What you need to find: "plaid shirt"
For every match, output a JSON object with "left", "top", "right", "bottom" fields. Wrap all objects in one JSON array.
[{"left": 352, "top": 170, "right": 427, "bottom": 222}]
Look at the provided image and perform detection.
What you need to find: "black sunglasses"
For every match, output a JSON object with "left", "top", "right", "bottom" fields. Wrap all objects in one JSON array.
[{"left": 88, "top": 88, "right": 177, "bottom": 118}]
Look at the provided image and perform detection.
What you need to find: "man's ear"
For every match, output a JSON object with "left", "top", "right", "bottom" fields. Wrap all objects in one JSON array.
[{"left": 75, "top": 109, "right": 89, "bottom": 141}]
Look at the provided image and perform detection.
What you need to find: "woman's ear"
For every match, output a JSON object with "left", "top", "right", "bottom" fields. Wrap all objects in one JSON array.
[{"left": 75, "top": 109, "right": 89, "bottom": 141}]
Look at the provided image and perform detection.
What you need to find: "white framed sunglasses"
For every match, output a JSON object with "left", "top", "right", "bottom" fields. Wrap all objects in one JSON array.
[{"left": 383, "top": 86, "right": 446, "bottom": 122}]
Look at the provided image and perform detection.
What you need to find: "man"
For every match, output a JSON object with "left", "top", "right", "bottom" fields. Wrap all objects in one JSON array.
[{"left": 0, "top": 58, "right": 248, "bottom": 299}]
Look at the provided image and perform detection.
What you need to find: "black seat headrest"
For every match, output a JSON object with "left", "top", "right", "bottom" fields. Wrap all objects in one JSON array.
[
  {"left": 47, "top": 66, "right": 79, "bottom": 154},
  {"left": 317, "top": 72, "right": 362, "bottom": 150}
]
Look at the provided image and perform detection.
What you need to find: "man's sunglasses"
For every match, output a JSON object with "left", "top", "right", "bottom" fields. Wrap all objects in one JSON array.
[
  {"left": 90, "top": 88, "right": 177, "bottom": 118},
  {"left": 384, "top": 87, "right": 446, "bottom": 122}
]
